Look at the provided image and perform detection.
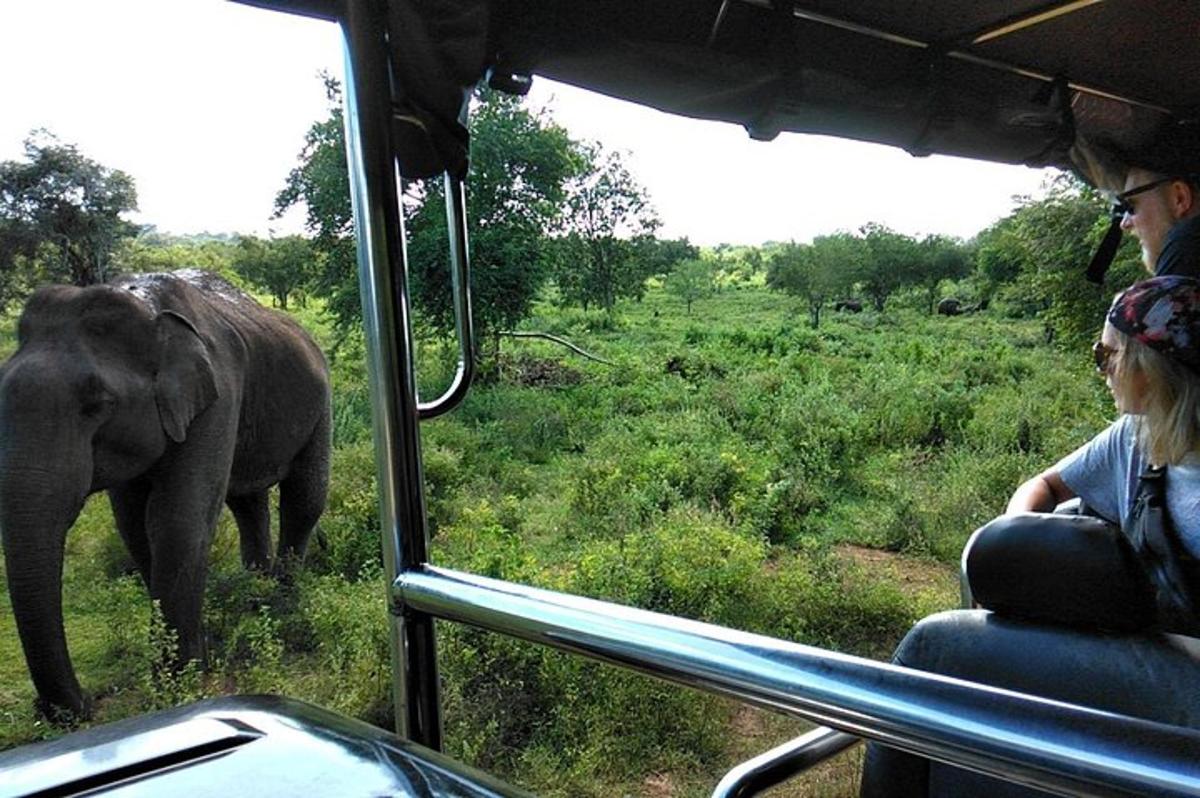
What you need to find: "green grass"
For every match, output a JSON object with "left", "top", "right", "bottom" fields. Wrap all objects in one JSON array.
[{"left": 0, "top": 283, "right": 1114, "bottom": 795}]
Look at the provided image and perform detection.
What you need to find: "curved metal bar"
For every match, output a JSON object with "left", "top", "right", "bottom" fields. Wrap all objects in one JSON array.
[
  {"left": 417, "top": 173, "right": 475, "bottom": 420},
  {"left": 397, "top": 565, "right": 1200, "bottom": 798},
  {"left": 712, "top": 726, "right": 859, "bottom": 798}
]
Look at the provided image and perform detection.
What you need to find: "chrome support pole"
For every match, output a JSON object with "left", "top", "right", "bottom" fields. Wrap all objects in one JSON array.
[
  {"left": 397, "top": 565, "right": 1200, "bottom": 797},
  {"left": 340, "top": 0, "right": 442, "bottom": 748},
  {"left": 712, "top": 727, "right": 859, "bottom": 798}
]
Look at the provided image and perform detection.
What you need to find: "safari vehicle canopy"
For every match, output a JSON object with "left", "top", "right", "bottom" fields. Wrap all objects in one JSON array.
[
  {"left": 4, "top": 2, "right": 1200, "bottom": 797},
  {"left": 247, "top": 0, "right": 1200, "bottom": 186}
]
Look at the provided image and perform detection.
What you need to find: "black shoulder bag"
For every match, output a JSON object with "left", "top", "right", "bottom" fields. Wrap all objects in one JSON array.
[{"left": 1127, "top": 465, "right": 1200, "bottom": 636}]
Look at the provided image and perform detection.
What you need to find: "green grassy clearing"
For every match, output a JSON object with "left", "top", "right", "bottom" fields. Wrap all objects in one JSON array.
[{"left": 0, "top": 284, "right": 1113, "bottom": 796}]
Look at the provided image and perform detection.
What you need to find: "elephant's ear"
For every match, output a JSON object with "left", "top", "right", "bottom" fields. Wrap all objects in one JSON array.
[{"left": 154, "top": 311, "right": 219, "bottom": 443}]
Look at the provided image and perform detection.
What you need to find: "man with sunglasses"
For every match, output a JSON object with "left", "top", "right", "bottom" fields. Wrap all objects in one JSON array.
[{"left": 1117, "top": 167, "right": 1200, "bottom": 276}]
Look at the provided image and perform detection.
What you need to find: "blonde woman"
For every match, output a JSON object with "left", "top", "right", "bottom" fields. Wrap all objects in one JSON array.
[
  {"left": 1007, "top": 275, "right": 1200, "bottom": 626},
  {"left": 1009, "top": 276, "right": 1200, "bottom": 520},
  {"left": 861, "top": 277, "right": 1200, "bottom": 798}
]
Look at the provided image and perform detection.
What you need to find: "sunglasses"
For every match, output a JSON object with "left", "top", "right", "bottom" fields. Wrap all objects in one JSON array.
[
  {"left": 1113, "top": 177, "right": 1175, "bottom": 216},
  {"left": 1092, "top": 340, "right": 1119, "bottom": 374}
]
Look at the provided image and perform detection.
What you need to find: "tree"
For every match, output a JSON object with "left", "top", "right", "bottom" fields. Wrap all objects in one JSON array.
[
  {"left": 274, "top": 76, "right": 357, "bottom": 332},
  {"left": 0, "top": 130, "right": 138, "bottom": 296},
  {"left": 554, "top": 144, "right": 660, "bottom": 314},
  {"left": 636, "top": 236, "right": 698, "bottom": 280},
  {"left": 405, "top": 89, "right": 581, "bottom": 356},
  {"left": 232, "top": 235, "right": 318, "bottom": 309},
  {"left": 973, "top": 217, "right": 1026, "bottom": 299},
  {"left": 277, "top": 81, "right": 580, "bottom": 358},
  {"left": 665, "top": 257, "right": 713, "bottom": 314},
  {"left": 916, "top": 234, "right": 970, "bottom": 313},
  {"left": 973, "top": 173, "right": 1142, "bottom": 346},
  {"left": 114, "top": 230, "right": 239, "bottom": 279},
  {"left": 858, "top": 223, "right": 922, "bottom": 311},
  {"left": 767, "top": 234, "right": 861, "bottom": 328}
]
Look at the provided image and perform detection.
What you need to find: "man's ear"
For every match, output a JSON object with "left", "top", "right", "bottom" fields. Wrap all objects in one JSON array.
[
  {"left": 154, "top": 311, "right": 218, "bottom": 443},
  {"left": 1169, "top": 178, "right": 1196, "bottom": 219}
]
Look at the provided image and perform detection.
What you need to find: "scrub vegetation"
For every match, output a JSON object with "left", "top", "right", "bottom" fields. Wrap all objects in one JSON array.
[
  {"left": 0, "top": 272, "right": 1115, "bottom": 796},
  {"left": 0, "top": 88, "right": 1138, "bottom": 795}
]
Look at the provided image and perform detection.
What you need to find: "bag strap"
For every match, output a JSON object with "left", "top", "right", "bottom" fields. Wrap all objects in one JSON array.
[{"left": 1130, "top": 464, "right": 1200, "bottom": 633}]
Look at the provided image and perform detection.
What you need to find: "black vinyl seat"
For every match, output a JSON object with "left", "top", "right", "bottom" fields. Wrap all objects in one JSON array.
[{"left": 861, "top": 510, "right": 1200, "bottom": 797}]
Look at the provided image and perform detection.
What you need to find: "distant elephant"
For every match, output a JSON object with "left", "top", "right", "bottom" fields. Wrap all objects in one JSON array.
[
  {"left": 834, "top": 299, "right": 863, "bottom": 313},
  {"left": 937, "top": 298, "right": 962, "bottom": 316},
  {"left": 0, "top": 270, "right": 331, "bottom": 720}
]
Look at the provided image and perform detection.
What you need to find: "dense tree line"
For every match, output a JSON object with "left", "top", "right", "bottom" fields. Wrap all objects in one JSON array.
[
  {"left": 763, "top": 226, "right": 970, "bottom": 327},
  {"left": 759, "top": 173, "right": 1138, "bottom": 345},
  {"left": 2, "top": 97, "right": 1134, "bottom": 357},
  {"left": 973, "top": 173, "right": 1143, "bottom": 347}
]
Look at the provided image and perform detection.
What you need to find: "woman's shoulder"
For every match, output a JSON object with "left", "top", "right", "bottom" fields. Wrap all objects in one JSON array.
[{"left": 1095, "top": 414, "right": 1139, "bottom": 449}]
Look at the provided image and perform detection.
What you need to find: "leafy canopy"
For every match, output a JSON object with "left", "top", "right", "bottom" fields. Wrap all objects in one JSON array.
[
  {"left": 0, "top": 130, "right": 138, "bottom": 304},
  {"left": 665, "top": 257, "right": 714, "bottom": 315},
  {"left": 766, "top": 234, "right": 863, "bottom": 328},
  {"left": 858, "top": 222, "right": 925, "bottom": 311},
  {"left": 973, "top": 173, "right": 1143, "bottom": 346},
  {"left": 553, "top": 144, "right": 659, "bottom": 314},
  {"left": 407, "top": 89, "right": 582, "bottom": 352},
  {"left": 274, "top": 76, "right": 357, "bottom": 332},
  {"left": 232, "top": 235, "right": 318, "bottom": 310},
  {"left": 276, "top": 82, "right": 581, "bottom": 357}
]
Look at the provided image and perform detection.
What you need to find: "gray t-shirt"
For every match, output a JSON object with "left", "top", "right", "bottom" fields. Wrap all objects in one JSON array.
[{"left": 1057, "top": 414, "right": 1200, "bottom": 556}]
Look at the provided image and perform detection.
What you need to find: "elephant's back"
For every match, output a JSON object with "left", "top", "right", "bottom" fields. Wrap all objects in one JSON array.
[{"left": 204, "top": 284, "right": 330, "bottom": 490}]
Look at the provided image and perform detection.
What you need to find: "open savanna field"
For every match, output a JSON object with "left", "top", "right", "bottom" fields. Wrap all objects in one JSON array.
[{"left": 0, "top": 280, "right": 1113, "bottom": 796}]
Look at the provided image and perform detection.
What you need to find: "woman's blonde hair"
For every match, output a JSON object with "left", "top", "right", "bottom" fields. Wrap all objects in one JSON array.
[{"left": 1111, "top": 326, "right": 1200, "bottom": 465}]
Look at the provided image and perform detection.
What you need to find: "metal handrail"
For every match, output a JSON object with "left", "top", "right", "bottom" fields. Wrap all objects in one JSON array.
[
  {"left": 396, "top": 565, "right": 1200, "bottom": 798},
  {"left": 417, "top": 172, "right": 475, "bottom": 420}
]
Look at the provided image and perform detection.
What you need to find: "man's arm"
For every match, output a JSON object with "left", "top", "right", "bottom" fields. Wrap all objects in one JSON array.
[{"left": 1006, "top": 468, "right": 1076, "bottom": 514}]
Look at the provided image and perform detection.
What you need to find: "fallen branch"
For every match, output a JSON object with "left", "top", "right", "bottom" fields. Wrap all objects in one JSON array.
[{"left": 498, "top": 330, "right": 615, "bottom": 366}]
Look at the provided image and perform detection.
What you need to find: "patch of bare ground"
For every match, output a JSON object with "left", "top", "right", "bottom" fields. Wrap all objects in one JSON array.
[
  {"left": 641, "top": 770, "right": 678, "bottom": 798},
  {"left": 834, "top": 544, "right": 958, "bottom": 604},
  {"left": 718, "top": 704, "right": 863, "bottom": 797}
]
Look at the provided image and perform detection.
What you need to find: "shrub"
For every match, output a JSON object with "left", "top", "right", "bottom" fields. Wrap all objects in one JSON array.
[
  {"left": 302, "top": 574, "right": 392, "bottom": 720},
  {"left": 570, "top": 508, "right": 766, "bottom": 626},
  {"left": 434, "top": 497, "right": 535, "bottom": 581}
]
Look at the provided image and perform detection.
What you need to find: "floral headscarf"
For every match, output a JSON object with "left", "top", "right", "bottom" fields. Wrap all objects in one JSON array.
[{"left": 1108, "top": 276, "right": 1200, "bottom": 374}]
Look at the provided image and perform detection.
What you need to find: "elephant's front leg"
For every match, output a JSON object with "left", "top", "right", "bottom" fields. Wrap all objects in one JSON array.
[{"left": 144, "top": 466, "right": 230, "bottom": 666}]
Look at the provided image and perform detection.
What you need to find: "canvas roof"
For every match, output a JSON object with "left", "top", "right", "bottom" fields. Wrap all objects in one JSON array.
[{"left": 240, "top": 0, "right": 1200, "bottom": 187}]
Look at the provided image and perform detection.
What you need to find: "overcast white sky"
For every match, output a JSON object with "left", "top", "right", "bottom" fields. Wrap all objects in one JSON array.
[{"left": 2, "top": 0, "right": 1056, "bottom": 247}]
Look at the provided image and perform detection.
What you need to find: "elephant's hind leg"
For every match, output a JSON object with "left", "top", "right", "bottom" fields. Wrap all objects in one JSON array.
[
  {"left": 108, "top": 480, "right": 153, "bottom": 587},
  {"left": 227, "top": 491, "right": 271, "bottom": 571},
  {"left": 276, "top": 415, "right": 330, "bottom": 572}
]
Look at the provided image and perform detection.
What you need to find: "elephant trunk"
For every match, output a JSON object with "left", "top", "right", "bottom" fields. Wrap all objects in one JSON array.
[{"left": 0, "top": 442, "right": 93, "bottom": 720}]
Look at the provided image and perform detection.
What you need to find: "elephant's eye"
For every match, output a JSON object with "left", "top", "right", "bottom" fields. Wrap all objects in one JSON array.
[
  {"left": 78, "top": 375, "right": 115, "bottom": 418},
  {"left": 81, "top": 395, "right": 115, "bottom": 418}
]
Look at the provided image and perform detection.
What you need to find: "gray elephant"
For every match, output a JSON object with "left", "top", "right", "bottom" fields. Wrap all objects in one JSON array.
[
  {"left": 0, "top": 269, "right": 331, "bottom": 720},
  {"left": 937, "top": 297, "right": 962, "bottom": 316}
]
